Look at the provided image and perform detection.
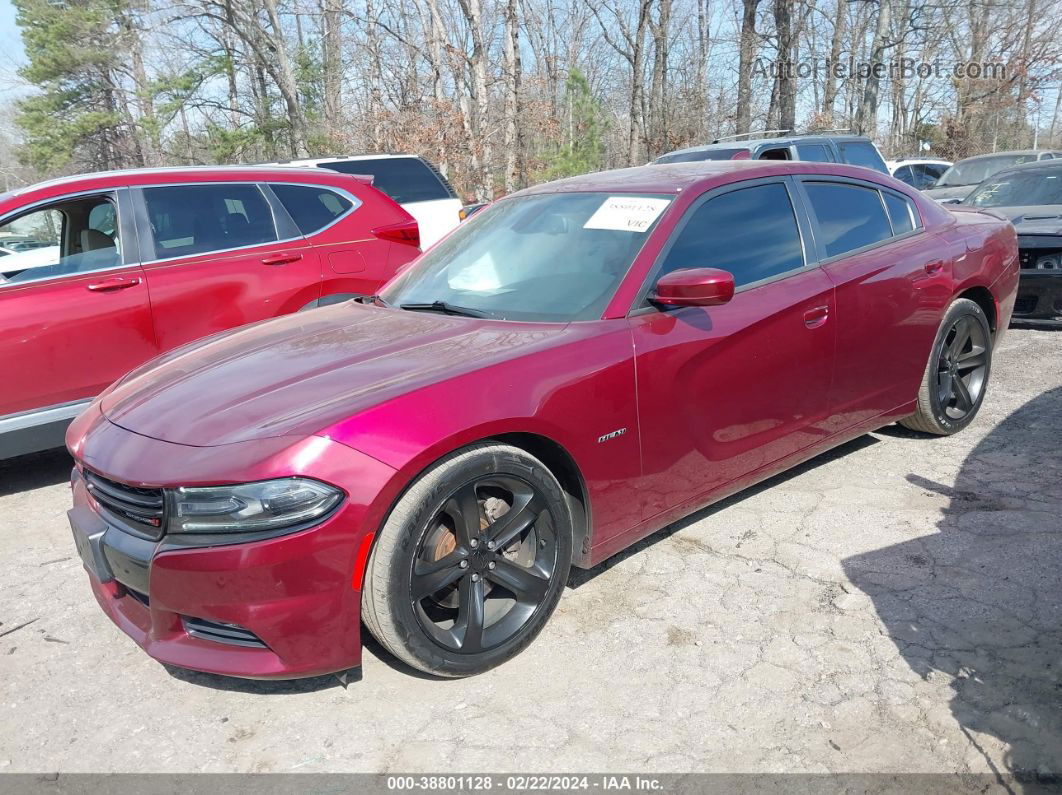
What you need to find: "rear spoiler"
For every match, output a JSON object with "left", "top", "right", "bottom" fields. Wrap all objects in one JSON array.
[{"left": 344, "top": 173, "right": 375, "bottom": 186}]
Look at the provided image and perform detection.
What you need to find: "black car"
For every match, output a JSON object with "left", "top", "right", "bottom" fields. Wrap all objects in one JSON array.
[
  {"left": 655, "top": 133, "right": 889, "bottom": 174},
  {"left": 962, "top": 160, "right": 1062, "bottom": 325}
]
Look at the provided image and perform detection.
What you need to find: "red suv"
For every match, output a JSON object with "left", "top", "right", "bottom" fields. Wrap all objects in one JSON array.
[{"left": 0, "top": 166, "right": 421, "bottom": 459}]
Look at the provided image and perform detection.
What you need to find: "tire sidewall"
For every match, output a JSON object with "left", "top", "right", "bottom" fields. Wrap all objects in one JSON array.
[
  {"left": 379, "top": 446, "right": 573, "bottom": 677},
  {"left": 927, "top": 299, "right": 992, "bottom": 434}
]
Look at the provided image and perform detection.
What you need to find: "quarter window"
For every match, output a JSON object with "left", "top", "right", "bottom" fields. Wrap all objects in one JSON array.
[
  {"left": 883, "top": 192, "right": 918, "bottom": 235},
  {"left": 270, "top": 184, "right": 354, "bottom": 235},
  {"left": 804, "top": 182, "right": 893, "bottom": 258},
  {"left": 796, "top": 144, "right": 834, "bottom": 163},
  {"left": 142, "top": 183, "right": 277, "bottom": 260},
  {"left": 0, "top": 195, "right": 121, "bottom": 286},
  {"left": 318, "top": 157, "right": 454, "bottom": 204},
  {"left": 658, "top": 182, "right": 805, "bottom": 289}
]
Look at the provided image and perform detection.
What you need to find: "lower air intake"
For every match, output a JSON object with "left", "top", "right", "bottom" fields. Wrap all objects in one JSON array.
[{"left": 182, "top": 616, "right": 268, "bottom": 649}]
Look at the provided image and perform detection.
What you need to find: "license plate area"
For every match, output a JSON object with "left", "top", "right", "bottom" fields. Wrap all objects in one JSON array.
[{"left": 68, "top": 506, "right": 114, "bottom": 583}]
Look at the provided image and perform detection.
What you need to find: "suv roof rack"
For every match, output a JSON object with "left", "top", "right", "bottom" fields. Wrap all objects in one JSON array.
[{"left": 711, "top": 129, "right": 791, "bottom": 144}]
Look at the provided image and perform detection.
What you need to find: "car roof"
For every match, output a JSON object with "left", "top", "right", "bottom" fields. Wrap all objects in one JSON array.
[
  {"left": 985, "top": 159, "right": 1062, "bottom": 175},
  {"left": 954, "top": 150, "right": 1060, "bottom": 164},
  {"left": 512, "top": 159, "right": 900, "bottom": 197},
  {"left": 663, "top": 134, "right": 873, "bottom": 158},
  {"left": 0, "top": 165, "right": 358, "bottom": 205},
  {"left": 281, "top": 154, "right": 422, "bottom": 166}
]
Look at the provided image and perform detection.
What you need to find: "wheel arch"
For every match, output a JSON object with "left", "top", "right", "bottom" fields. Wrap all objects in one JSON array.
[{"left": 956, "top": 285, "right": 997, "bottom": 335}]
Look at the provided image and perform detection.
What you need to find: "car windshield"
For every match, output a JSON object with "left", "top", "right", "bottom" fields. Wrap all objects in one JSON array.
[
  {"left": 936, "top": 154, "right": 1039, "bottom": 187},
  {"left": 965, "top": 168, "right": 1062, "bottom": 208},
  {"left": 381, "top": 192, "right": 672, "bottom": 322}
]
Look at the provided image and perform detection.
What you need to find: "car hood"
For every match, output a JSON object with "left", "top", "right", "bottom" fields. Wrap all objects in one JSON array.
[
  {"left": 980, "top": 205, "right": 1062, "bottom": 235},
  {"left": 101, "top": 303, "right": 565, "bottom": 447},
  {"left": 924, "top": 185, "right": 974, "bottom": 202}
]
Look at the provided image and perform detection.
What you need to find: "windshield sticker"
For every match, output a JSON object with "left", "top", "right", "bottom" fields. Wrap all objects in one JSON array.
[{"left": 583, "top": 197, "right": 671, "bottom": 232}]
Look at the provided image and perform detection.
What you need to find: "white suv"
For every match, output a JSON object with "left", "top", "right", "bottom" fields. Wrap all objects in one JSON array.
[{"left": 281, "top": 154, "right": 462, "bottom": 248}]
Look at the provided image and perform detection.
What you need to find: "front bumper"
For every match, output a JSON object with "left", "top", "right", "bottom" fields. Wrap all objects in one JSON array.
[
  {"left": 1012, "top": 271, "right": 1062, "bottom": 325},
  {"left": 66, "top": 412, "right": 399, "bottom": 680}
]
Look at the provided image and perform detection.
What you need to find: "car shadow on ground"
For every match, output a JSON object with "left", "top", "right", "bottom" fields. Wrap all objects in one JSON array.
[
  {"left": 843, "top": 387, "right": 1062, "bottom": 782},
  {"left": 568, "top": 433, "right": 880, "bottom": 589},
  {"left": 0, "top": 448, "right": 72, "bottom": 497}
]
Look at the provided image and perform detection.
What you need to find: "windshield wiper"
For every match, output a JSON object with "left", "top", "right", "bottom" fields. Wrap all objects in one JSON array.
[{"left": 399, "top": 301, "right": 492, "bottom": 318}]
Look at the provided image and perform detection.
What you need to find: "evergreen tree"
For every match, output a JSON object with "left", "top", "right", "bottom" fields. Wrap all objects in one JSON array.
[{"left": 541, "top": 69, "right": 606, "bottom": 180}]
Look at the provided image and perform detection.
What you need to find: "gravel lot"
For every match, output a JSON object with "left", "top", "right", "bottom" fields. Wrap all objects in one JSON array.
[{"left": 0, "top": 328, "right": 1059, "bottom": 778}]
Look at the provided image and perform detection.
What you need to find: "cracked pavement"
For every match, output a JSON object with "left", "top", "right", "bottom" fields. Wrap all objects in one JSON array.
[{"left": 0, "top": 328, "right": 1059, "bottom": 779}]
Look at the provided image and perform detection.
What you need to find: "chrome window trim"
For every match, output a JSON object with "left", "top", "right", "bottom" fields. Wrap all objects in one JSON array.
[
  {"left": 0, "top": 398, "right": 93, "bottom": 434},
  {"left": 0, "top": 189, "right": 128, "bottom": 291}
]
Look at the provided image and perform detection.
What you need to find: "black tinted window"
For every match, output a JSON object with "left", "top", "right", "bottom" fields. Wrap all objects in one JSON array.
[
  {"left": 318, "top": 157, "right": 454, "bottom": 204},
  {"left": 883, "top": 193, "right": 917, "bottom": 235},
  {"left": 659, "top": 183, "right": 804, "bottom": 288},
  {"left": 796, "top": 144, "right": 834, "bottom": 162},
  {"left": 839, "top": 142, "right": 887, "bottom": 172},
  {"left": 805, "top": 182, "right": 892, "bottom": 257},
  {"left": 143, "top": 184, "right": 276, "bottom": 260},
  {"left": 271, "top": 184, "right": 353, "bottom": 235}
]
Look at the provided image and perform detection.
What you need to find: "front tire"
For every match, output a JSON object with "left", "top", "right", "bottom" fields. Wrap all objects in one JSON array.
[
  {"left": 362, "top": 443, "right": 573, "bottom": 677},
  {"left": 900, "top": 297, "right": 992, "bottom": 435}
]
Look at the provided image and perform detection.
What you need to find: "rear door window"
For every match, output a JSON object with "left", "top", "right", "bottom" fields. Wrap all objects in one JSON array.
[
  {"left": 893, "top": 165, "right": 916, "bottom": 186},
  {"left": 318, "top": 158, "right": 455, "bottom": 204},
  {"left": 658, "top": 182, "right": 805, "bottom": 289},
  {"left": 838, "top": 142, "right": 888, "bottom": 172},
  {"left": 270, "top": 184, "right": 355, "bottom": 235},
  {"left": 142, "top": 183, "right": 277, "bottom": 260},
  {"left": 804, "top": 182, "right": 893, "bottom": 257}
]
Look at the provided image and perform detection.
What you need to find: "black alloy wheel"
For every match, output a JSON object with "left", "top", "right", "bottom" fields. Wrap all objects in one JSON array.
[
  {"left": 935, "top": 313, "right": 990, "bottom": 421},
  {"left": 361, "top": 443, "right": 572, "bottom": 677},
  {"left": 410, "top": 475, "right": 557, "bottom": 654}
]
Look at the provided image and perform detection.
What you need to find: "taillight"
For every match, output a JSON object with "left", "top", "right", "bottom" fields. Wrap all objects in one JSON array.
[{"left": 372, "top": 220, "right": 420, "bottom": 249}]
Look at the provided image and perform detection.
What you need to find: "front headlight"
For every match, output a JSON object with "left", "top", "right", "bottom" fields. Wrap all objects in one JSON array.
[
  {"left": 170, "top": 478, "right": 343, "bottom": 533},
  {"left": 1035, "top": 254, "right": 1060, "bottom": 270}
]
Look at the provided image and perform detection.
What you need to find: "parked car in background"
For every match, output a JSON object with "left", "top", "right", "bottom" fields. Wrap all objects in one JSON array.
[
  {"left": 656, "top": 133, "right": 889, "bottom": 173},
  {"left": 887, "top": 158, "right": 951, "bottom": 190},
  {"left": 962, "top": 159, "right": 1062, "bottom": 326},
  {"left": 925, "top": 150, "right": 1062, "bottom": 203},
  {"left": 0, "top": 165, "right": 421, "bottom": 459},
  {"left": 67, "top": 159, "right": 1016, "bottom": 681},
  {"left": 280, "top": 154, "right": 462, "bottom": 248}
]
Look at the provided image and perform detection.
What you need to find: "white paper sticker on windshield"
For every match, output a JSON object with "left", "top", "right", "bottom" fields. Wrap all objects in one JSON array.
[{"left": 583, "top": 196, "right": 670, "bottom": 232}]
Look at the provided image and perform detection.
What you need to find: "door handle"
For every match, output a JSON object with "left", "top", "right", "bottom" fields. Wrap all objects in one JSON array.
[
  {"left": 261, "top": 253, "right": 303, "bottom": 266},
  {"left": 803, "top": 305, "right": 829, "bottom": 328},
  {"left": 86, "top": 276, "right": 141, "bottom": 292},
  {"left": 924, "top": 260, "right": 945, "bottom": 275}
]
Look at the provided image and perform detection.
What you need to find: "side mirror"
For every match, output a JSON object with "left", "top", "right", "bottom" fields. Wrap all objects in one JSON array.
[{"left": 652, "top": 267, "right": 735, "bottom": 307}]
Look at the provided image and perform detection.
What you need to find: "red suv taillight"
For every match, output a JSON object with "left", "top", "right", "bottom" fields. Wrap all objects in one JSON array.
[{"left": 372, "top": 220, "right": 420, "bottom": 249}]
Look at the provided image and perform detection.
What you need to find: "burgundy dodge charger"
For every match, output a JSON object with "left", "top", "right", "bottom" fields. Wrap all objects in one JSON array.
[{"left": 66, "top": 161, "right": 1018, "bottom": 680}]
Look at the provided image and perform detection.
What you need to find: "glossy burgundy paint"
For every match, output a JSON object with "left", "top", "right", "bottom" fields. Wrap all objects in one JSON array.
[
  {"left": 67, "top": 160, "right": 1018, "bottom": 679},
  {"left": 653, "top": 267, "right": 736, "bottom": 306},
  {"left": 0, "top": 166, "right": 420, "bottom": 418}
]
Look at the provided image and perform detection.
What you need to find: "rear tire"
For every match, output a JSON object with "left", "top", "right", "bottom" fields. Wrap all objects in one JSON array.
[
  {"left": 900, "top": 297, "right": 992, "bottom": 435},
  {"left": 362, "top": 443, "right": 572, "bottom": 677}
]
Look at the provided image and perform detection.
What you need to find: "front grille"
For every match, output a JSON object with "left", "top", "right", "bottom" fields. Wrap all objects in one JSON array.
[
  {"left": 183, "top": 617, "right": 268, "bottom": 649},
  {"left": 1014, "top": 295, "right": 1038, "bottom": 315},
  {"left": 125, "top": 587, "right": 150, "bottom": 607},
  {"left": 84, "top": 470, "right": 166, "bottom": 539}
]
